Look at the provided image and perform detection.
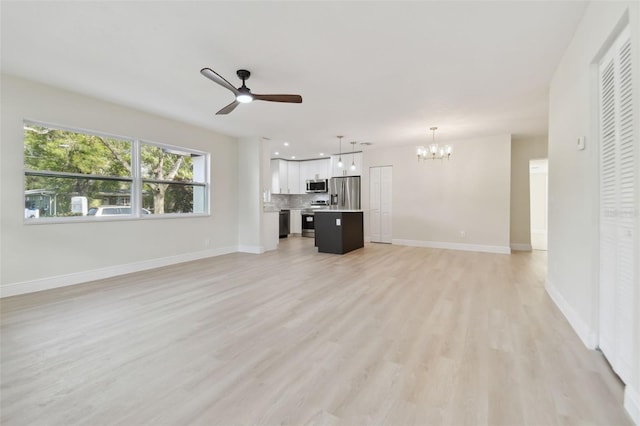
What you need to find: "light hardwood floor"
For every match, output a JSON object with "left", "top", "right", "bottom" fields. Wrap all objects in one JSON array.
[{"left": 0, "top": 237, "right": 632, "bottom": 425}]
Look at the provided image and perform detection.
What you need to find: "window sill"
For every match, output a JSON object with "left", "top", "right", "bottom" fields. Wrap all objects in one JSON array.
[{"left": 23, "top": 212, "right": 211, "bottom": 225}]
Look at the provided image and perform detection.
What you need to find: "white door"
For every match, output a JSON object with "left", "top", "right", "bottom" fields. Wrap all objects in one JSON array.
[
  {"left": 529, "top": 159, "right": 548, "bottom": 251},
  {"left": 370, "top": 166, "right": 392, "bottom": 243},
  {"left": 380, "top": 166, "right": 393, "bottom": 243},
  {"left": 370, "top": 167, "right": 381, "bottom": 242},
  {"left": 597, "top": 25, "right": 635, "bottom": 385}
]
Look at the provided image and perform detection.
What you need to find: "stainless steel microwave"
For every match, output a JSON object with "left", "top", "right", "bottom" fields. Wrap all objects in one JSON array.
[{"left": 305, "top": 179, "right": 328, "bottom": 193}]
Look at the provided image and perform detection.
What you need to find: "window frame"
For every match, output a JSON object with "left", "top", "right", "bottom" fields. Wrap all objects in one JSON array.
[{"left": 23, "top": 120, "right": 211, "bottom": 224}]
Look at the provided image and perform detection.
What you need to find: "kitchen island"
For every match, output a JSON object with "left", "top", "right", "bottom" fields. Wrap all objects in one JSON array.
[{"left": 314, "top": 210, "right": 364, "bottom": 254}]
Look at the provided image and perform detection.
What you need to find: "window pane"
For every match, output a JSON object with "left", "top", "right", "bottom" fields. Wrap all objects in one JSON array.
[
  {"left": 24, "top": 124, "right": 131, "bottom": 177},
  {"left": 142, "top": 183, "right": 206, "bottom": 214},
  {"left": 25, "top": 175, "right": 132, "bottom": 218},
  {"left": 140, "top": 144, "right": 204, "bottom": 183}
]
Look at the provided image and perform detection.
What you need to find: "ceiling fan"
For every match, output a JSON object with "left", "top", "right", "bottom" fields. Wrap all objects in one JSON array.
[{"left": 200, "top": 68, "right": 303, "bottom": 115}]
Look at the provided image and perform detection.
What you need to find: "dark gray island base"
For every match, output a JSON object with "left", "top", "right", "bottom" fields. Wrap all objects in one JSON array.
[{"left": 314, "top": 210, "right": 364, "bottom": 254}]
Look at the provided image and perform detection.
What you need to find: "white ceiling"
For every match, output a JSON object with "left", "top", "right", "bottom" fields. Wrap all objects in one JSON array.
[{"left": 1, "top": 1, "right": 587, "bottom": 160}]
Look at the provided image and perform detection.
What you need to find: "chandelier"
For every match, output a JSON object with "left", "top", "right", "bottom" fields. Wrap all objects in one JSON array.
[{"left": 417, "top": 127, "right": 452, "bottom": 161}]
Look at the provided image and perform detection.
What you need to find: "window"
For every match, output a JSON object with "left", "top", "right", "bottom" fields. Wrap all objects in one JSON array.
[{"left": 23, "top": 121, "right": 209, "bottom": 221}]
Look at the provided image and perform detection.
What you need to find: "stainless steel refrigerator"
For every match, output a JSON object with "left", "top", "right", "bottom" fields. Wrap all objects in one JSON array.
[{"left": 329, "top": 176, "right": 361, "bottom": 210}]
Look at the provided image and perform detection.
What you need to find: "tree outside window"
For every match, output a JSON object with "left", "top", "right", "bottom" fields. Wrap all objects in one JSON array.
[{"left": 23, "top": 121, "right": 208, "bottom": 220}]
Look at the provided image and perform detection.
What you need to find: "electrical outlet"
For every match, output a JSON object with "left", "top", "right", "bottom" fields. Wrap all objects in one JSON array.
[
  {"left": 204, "top": 238, "right": 210, "bottom": 248},
  {"left": 459, "top": 230, "right": 466, "bottom": 238}
]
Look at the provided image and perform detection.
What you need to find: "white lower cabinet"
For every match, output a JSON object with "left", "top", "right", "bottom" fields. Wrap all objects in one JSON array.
[{"left": 290, "top": 209, "right": 302, "bottom": 234}]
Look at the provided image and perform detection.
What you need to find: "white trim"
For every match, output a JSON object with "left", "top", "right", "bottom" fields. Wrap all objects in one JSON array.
[
  {"left": 0, "top": 246, "right": 237, "bottom": 298},
  {"left": 545, "top": 279, "right": 598, "bottom": 349},
  {"left": 510, "top": 243, "right": 532, "bottom": 251},
  {"left": 392, "top": 239, "right": 511, "bottom": 254},
  {"left": 237, "top": 245, "right": 264, "bottom": 254},
  {"left": 624, "top": 386, "right": 640, "bottom": 426}
]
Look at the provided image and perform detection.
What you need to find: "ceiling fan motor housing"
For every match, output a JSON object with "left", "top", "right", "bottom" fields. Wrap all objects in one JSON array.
[{"left": 236, "top": 69, "right": 251, "bottom": 81}]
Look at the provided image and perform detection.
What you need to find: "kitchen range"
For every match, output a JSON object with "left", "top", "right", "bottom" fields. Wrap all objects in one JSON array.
[{"left": 301, "top": 200, "right": 329, "bottom": 238}]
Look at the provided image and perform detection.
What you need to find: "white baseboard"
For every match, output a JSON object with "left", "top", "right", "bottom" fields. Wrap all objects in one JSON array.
[
  {"left": 510, "top": 243, "right": 532, "bottom": 251},
  {"left": 237, "top": 245, "right": 264, "bottom": 254},
  {"left": 0, "top": 246, "right": 238, "bottom": 298},
  {"left": 545, "top": 279, "right": 598, "bottom": 349},
  {"left": 392, "top": 239, "right": 511, "bottom": 254},
  {"left": 624, "top": 386, "right": 640, "bottom": 426}
]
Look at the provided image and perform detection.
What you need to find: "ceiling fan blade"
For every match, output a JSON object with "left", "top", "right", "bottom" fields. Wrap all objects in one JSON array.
[
  {"left": 253, "top": 94, "right": 303, "bottom": 103},
  {"left": 200, "top": 68, "right": 239, "bottom": 95},
  {"left": 216, "top": 100, "right": 240, "bottom": 115}
]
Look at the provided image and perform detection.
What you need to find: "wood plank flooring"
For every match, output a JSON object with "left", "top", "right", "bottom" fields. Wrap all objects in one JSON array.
[{"left": 0, "top": 237, "right": 633, "bottom": 425}]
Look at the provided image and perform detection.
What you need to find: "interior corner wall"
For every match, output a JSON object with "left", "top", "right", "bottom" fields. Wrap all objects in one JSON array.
[
  {"left": 547, "top": 1, "right": 640, "bottom": 421},
  {"left": 362, "top": 134, "right": 511, "bottom": 253},
  {"left": 0, "top": 74, "right": 240, "bottom": 296},
  {"left": 510, "top": 136, "right": 548, "bottom": 250}
]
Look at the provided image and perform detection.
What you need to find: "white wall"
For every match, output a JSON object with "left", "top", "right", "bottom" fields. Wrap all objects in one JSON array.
[
  {"left": 362, "top": 134, "right": 511, "bottom": 253},
  {"left": 0, "top": 75, "right": 240, "bottom": 296},
  {"left": 547, "top": 1, "right": 640, "bottom": 422},
  {"left": 237, "top": 137, "right": 262, "bottom": 253},
  {"left": 510, "top": 136, "right": 548, "bottom": 250}
]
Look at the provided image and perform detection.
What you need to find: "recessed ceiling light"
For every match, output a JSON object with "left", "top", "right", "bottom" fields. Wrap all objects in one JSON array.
[
  {"left": 274, "top": 151, "right": 279, "bottom": 155},
  {"left": 283, "top": 142, "right": 289, "bottom": 147},
  {"left": 291, "top": 155, "right": 296, "bottom": 159},
  {"left": 319, "top": 153, "right": 324, "bottom": 156}
]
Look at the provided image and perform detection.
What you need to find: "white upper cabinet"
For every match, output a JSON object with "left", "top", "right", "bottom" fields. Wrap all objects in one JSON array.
[
  {"left": 301, "top": 159, "right": 330, "bottom": 180},
  {"left": 331, "top": 152, "right": 362, "bottom": 177},
  {"left": 271, "top": 159, "right": 281, "bottom": 194},
  {"left": 271, "top": 159, "right": 289, "bottom": 194},
  {"left": 287, "top": 161, "right": 300, "bottom": 194},
  {"left": 273, "top": 158, "right": 331, "bottom": 194},
  {"left": 316, "top": 158, "right": 331, "bottom": 180}
]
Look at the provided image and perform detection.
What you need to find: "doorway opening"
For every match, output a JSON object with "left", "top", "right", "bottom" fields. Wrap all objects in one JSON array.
[{"left": 529, "top": 158, "right": 548, "bottom": 251}]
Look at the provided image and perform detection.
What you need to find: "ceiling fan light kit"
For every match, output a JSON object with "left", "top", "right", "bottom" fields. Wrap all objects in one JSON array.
[
  {"left": 200, "top": 67, "right": 302, "bottom": 115},
  {"left": 417, "top": 127, "right": 452, "bottom": 161}
]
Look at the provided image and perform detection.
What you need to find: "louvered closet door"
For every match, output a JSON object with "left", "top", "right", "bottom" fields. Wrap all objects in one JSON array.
[
  {"left": 370, "top": 166, "right": 393, "bottom": 243},
  {"left": 598, "top": 25, "right": 635, "bottom": 385}
]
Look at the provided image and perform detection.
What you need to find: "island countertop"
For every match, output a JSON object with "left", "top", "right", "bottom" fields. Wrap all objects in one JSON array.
[{"left": 314, "top": 209, "right": 364, "bottom": 213}]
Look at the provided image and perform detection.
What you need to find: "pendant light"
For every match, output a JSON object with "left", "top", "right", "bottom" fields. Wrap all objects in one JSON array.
[
  {"left": 337, "top": 136, "right": 344, "bottom": 168},
  {"left": 350, "top": 141, "right": 357, "bottom": 171}
]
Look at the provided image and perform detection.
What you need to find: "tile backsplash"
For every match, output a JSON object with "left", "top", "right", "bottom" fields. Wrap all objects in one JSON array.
[{"left": 271, "top": 193, "right": 330, "bottom": 209}]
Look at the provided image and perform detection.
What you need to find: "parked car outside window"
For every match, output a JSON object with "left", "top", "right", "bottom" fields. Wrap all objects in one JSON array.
[{"left": 87, "top": 206, "right": 151, "bottom": 216}]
